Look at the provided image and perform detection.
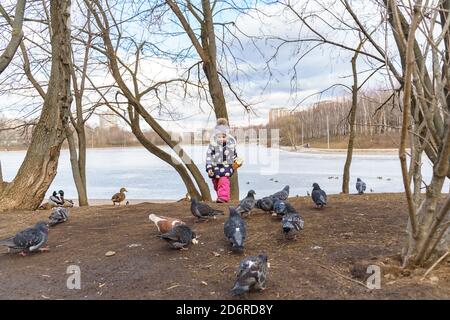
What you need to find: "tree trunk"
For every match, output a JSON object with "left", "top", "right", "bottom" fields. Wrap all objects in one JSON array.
[
  {"left": 66, "top": 125, "right": 88, "bottom": 206},
  {"left": 0, "top": 160, "right": 4, "bottom": 186},
  {"left": 128, "top": 107, "right": 201, "bottom": 199},
  {"left": 68, "top": 72, "right": 89, "bottom": 206},
  {"left": 165, "top": 0, "right": 239, "bottom": 200},
  {"left": 76, "top": 123, "right": 88, "bottom": 204},
  {"left": 131, "top": 103, "right": 212, "bottom": 201},
  {"left": 342, "top": 50, "right": 360, "bottom": 194},
  {"left": 0, "top": 0, "right": 72, "bottom": 212}
]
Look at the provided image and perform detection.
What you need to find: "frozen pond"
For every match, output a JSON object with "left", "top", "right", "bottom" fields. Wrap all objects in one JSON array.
[{"left": 0, "top": 145, "right": 445, "bottom": 200}]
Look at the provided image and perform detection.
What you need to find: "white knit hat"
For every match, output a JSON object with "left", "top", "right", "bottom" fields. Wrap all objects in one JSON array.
[{"left": 214, "top": 118, "right": 230, "bottom": 135}]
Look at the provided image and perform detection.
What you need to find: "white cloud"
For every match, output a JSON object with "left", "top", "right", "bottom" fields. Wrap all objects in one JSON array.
[{"left": 0, "top": 0, "right": 397, "bottom": 133}]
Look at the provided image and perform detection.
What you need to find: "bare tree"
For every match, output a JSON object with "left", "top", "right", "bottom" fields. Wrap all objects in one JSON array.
[
  {"left": 163, "top": 0, "right": 250, "bottom": 200},
  {"left": 0, "top": 0, "right": 72, "bottom": 211},
  {"left": 342, "top": 38, "right": 365, "bottom": 194},
  {"left": 83, "top": 0, "right": 212, "bottom": 200},
  {"left": 270, "top": 0, "right": 449, "bottom": 266},
  {"left": 64, "top": 3, "right": 96, "bottom": 207},
  {"left": 278, "top": 115, "right": 301, "bottom": 149}
]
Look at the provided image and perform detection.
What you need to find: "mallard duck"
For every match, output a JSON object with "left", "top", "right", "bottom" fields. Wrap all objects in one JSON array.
[
  {"left": 58, "top": 190, "right": 74, "bottom": 207},
  {"left": 112, "top": 187, "right": 127, "bottom": 206},
  {"left": 49, "top": 191, "right": 63, "bottom": 207},
  {"left": 177, "top": 193, "right": 190, "bottom": 203}
]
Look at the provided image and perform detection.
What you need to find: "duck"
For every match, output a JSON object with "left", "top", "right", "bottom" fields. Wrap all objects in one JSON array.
[{"left": 112, "top": 187, "right": 127, "bottom": 206}]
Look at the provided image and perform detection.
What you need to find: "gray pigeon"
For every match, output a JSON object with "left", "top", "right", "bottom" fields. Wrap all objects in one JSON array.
[
  {"left": 231, "top": 254, "right": 268, "bottom": 296},
  {"left": 255, "top": 196, "right": 273, "bottom": 212},
  {"left": 158, "top": 224, "right": 198, "bottom": 250},
  {"left": 224, "top": 207, "right": 247, "bottom": 252},
  {"left": 0, "top": 221, "right": 49, "bottom": 255},
  {"left": 48, "top": 207, "right": 69, "bottom": 227},
  {"left": 272, "top": 198, "right": 296, "bottom": 217},
  {"left": 311, "top": 183, "right": 327, "bottom": 208},
  {"left": 282, "top": 212, "right": 304, "bottom": 239},
  {"left": 356, "top": 178, "right": 366, "bottom": 194},
  {"left": 190, "top": 198, "right": 224, "bottom": 221},
  {"left": 271, "top": 185, "right": 290, "bottom": 200},
  {"left": 236, "top": 190, "right": 256, "bottom": 216}
]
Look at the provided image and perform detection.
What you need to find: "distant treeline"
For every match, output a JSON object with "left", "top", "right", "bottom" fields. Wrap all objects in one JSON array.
[
  {"left": 269, "top": 91, "right": 402, "bottom": 147},
  {"left": 1, "top": 91, "right": 401, "bottom": 150},
  {"left": 0, "top": 121, "right": 174, "bottom": 150}
]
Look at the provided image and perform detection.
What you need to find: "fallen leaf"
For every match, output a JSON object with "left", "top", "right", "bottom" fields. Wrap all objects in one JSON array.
[
  {"left": 212, "top": 251, "right": 221, "bottom": 257},
  {"left": 127, "top": 244, "right": 141, "bottom": 248},
  {"left": 105, "top": 251, "right": 116, "bottom": 257},
  {"left": 166, "top": 284, "right": 180, "bottom": 290},
  {"left": 201, "top": 281, "right": 208, "bottom": 286}
]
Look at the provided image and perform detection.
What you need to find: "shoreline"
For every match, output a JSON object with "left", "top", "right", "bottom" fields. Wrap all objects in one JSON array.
[
  {"left": 59, "top": 199, "right": 180, "bottom": 207},
  {"left": 279, "top": 146, "right": 404, "bottom": 155},
  {"left": 56, "top": 193, "right": 407, "bottom": 207},
  {"left": 2, "top": 144, "right": 403, "bottom": 155}
]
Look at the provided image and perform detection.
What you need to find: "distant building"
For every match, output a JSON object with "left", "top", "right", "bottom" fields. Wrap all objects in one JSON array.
[{"left": 269, "top": 108, "right": 290, "bottom": 126}]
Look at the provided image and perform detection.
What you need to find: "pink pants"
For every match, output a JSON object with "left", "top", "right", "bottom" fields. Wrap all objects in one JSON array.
[{"left": 212, "top": 176, "right": 231, "bottom": 202}]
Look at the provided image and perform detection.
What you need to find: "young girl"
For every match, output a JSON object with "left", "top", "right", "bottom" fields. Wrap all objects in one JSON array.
[{"left": 205, "top": 118, "right": 240, "bottom": 203}]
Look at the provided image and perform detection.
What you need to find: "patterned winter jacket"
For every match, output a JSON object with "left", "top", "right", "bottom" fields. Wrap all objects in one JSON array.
[{"left": 205, "top": 134, "right": 238, "bottom": 179}]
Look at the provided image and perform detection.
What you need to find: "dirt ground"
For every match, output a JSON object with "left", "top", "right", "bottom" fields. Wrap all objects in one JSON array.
[{"left": 0, "top": 193, "right": 449, "bottom": 300}]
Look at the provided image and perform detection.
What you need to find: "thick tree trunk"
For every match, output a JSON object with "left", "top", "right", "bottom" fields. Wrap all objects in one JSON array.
[{"left": 0, "top": 0, "right": 72, "bottom": 212}]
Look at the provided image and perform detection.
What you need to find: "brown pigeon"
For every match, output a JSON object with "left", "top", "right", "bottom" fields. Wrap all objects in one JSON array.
[{"left": 149, "top": 214, "right": 185, "bottom": 234}]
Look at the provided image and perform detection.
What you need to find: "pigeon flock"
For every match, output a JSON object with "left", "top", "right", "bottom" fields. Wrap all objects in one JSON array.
[{"left": 0, "top": 178, "right": 368, "bottom": 297}]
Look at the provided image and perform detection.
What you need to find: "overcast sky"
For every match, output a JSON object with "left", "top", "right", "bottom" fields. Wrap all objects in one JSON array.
[{"left": 0, "top": 0, "right": 396, "bottom": 133}]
